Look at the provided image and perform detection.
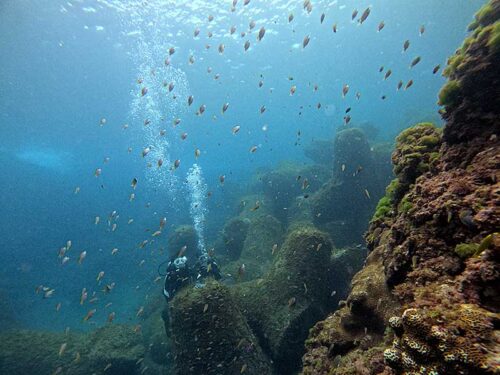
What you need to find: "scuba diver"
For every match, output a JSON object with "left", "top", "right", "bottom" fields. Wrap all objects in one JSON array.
[{"left": 161, "top": 250, "right": 221, "bottom": 301}]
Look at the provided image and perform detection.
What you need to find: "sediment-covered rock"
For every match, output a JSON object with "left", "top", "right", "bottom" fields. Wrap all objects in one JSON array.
[{"left": 168, "top": 280, "right": 274, "bottom": 375}]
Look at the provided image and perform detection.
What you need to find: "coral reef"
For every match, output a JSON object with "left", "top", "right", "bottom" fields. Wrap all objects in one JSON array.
[
  {"left": 302, "top": 2, "right": 500, "bottom": 373},
  {"left": 168, "top": 280, "right": 274, "bottom": 375}
]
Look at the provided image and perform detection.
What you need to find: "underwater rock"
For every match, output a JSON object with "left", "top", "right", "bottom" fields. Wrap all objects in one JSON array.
[
  {"left": 222, "top": 213, "right": 284, "bottom": 281},
  {"left": 0, "top": 324, "right": 145, "bottom": 375},
  {"left": 304, "top": 138, "right": 335, "bottom": 165},
  {"left": 310, "top": 128, "right": 389, "bottom": 247},
  {"left": 168, "top": 280, "right": 273, "bottom": 375},
  {"left": 440, "top": 0, "right": 500, "bottom": 144},
  {"left": 167, "top": 225, "right": 198, "bottom": 260},
  {"left": 220, "top": 216, "right": 251, "bottom": 261},
  {"left": 302, "top": 3, "right": 500, "bottom": 373},
  {"left": 233, "top": 227, "right": 348, "bottom": 374},
  {"left": 259, "top": 162, "right": 329, "bottom": 224}
]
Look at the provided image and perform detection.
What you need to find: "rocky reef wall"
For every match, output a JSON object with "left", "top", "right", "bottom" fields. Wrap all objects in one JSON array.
[{"left": 302, "top": 2, "right": 500, "bottom": 374}]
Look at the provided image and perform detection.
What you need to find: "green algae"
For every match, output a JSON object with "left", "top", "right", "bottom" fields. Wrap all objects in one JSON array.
[
  {"left": 438, "top": 80, "right": 462, "bottom": 107},
  {"left": 455, "top": 243, "right": 480, "bottom": 258}
]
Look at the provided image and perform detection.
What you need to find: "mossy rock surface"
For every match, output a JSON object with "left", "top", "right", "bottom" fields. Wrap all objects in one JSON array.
[
  {"left": 169, "top": 281, "right": 273, "bottom": 375},
  {"left": 167, "top": 225, "right": 198, "bottom": 260}
]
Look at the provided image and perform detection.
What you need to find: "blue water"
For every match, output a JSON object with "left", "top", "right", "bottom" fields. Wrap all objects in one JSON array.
[{"left": 0, "top": 0, "right": 484, "bottom": 331}]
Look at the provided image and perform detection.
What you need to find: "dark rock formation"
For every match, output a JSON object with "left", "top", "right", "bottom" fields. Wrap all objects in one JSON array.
[
  {"left": 167, "top": 225, "right": 198, "bottom": 260},
  {"left": 310, "top": 128, "right": 390, "bottom": 247},
  {"left": 168, "top": 280, "right": 274, "bottom": 375}
]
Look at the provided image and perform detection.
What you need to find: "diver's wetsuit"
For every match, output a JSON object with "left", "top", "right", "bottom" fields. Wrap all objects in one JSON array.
[{"left": 163, "top": 255, "right": 221, "bottom": 301}]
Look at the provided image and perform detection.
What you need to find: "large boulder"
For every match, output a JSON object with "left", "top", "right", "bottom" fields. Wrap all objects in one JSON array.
[
  {"left": 167, "top": 225, "right": 198, "bottom": 260},
  {"left": 168, "top": 281, "right": 274, "bottom": 375}
]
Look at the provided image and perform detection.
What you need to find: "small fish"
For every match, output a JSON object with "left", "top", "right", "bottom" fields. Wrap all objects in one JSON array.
[
  {"left": 83, "top": 309, "right": 96, "bottom": 322},
  {"left": 157, "top": 159, "right": 163, "bottom": 168},
  {"left": 232, "top": 125, "right": 241, "bottom": 134},
  {"left": 168, "top": 82, "right": 175, "bottom": 92},
  {"left": 44, "top": 289, "right": 55, "bottom": 299},
  {"left": 189, "top": 55, "right": 195, "bottom": 65},
  {"left": 139, "top": 260, "right": 145, "bottom": 267},
  {"left": 194, "top": 28, "right": 200, "bottom": 37},
  {"left": 96, "top": 271, "right": 105, "bottom": 282},
  {"left": 104, "top": 363, "right": 112, "bottom": 372},
  {"left": 405, "top": 79, "right": 414, "bottom": 90},
  {"left": 78, "top": 251, "right": 87, "bottom": 265},
  {"left": 188, "top": 95, "right": 194, "bottom": 106},
  {"left": 410, "top": 56, "right": 421, "bottom": 68},
  {"left": 102, "top": 283, "right": 115, "bottom": 294},
  {"left": 241, "top": 364, "right": 248, "bottom": 374},
  {"left": 320, "top": 13, "right": 325, "bottom": 24},
  {"left": 218, "top": 43, "right": 225, "bottom": 54},
  {"left": 181, "top": 132, "right": 188, "bottom": 140},
  {"left": 141, "top": 87, "right": 148, "bottom": 96},
  {"left": 250, "top": 201, "right": 260, "bottom": 211},
  {"left": 197, "top": 104, "right": 206, "bottom": 115},
  {"left": 379, "top": 66, "right": 384, "bottom": 72},
  {"left": 397, "top": 80, "right": 403, "bottom": 90},
  {"left": 432, "top": 65, "right": 441, "bottom": 74},
  {"left": 152, "top": 230, "right": 162, "bottom": 237},
  {"left": 58, "top": 343, "right": 67, "bottom": 357},
  {"left": 342, "top": 164, "right": 346, "bottom": 172},
  {"left": 74, "top": 352, "right": 81, "bottom": 363},
  {"left": 208, "top": 14, "right": 214, "bottom": 22},
  {"left": 351, "top": 9, "right": 358, "bottom": 20},
  {"left": 61, "top": 256, "right": 70, "bottom": 265},
  {"left": 164, "top": 57, "right": 171, "bottom": 66},
  {"left": 244, "top": 40, "right": 250, "bottom": 51},
  {"left": 384, "top": 69, "right": 392, "bottom": 80},
  {"left": 95, "top": 168, "right": 102, "bottom": 177},
  {"left": 56, "top": 302, "right": 62, "bottom": 312},
  {"left": 173, "top": 159, "right": 181, "bottom": 169},
  {"left": 249, "top": 20, "right": 256, "bottom": 30},
  {"left": 249, "top": 145, "right": 258, "bottom": 153},
  {"left": 342, "top": 84, "right": 350, "bottom": 98},
  {"left": 316, "top": 243, "right": 323, "bottom": 251},
  {"left": 230, "top": 25, "right": 236, "bottom": 34},
  {"left": 131, "top": 177, "right": 138, "bottom": 189},
  {"left": 288, "top": 13, "right": 294, "bottom": 23},
  {"left": 203, "top": 304, "right": 209, "bottom": 313},
  {"left": 302, "top": 178, "right": 309, "bottom": 190},
  {"left": 419, "top": 24, "right": 425, "bottom": 36},
  {"left": 238, "top": 263, "right": 246, "bottom": 279},
  {"left": 219, "top": 175, "right": 225, "bottom": 185},
  {"left": 80, "top": 288, "right": 88, "bottom": 305},
  {"left": 244, "top": 0, "right": 250, "bottom": 5},
  {"left": 272, "top": 244, "right": 278, "bottom": 255},
  {"left": 74, "top": 186, "right": 80, "bottom": 194},
  {"left": 99, "top": 117, "right": 107, "bottom": 126},
  {"left": 403, "top": 39, "right": 410, "bottom": 52},
  {"left": 111, "top": 223, "right": 117, "bottom": 232},
  {"left": 290, "top": 85, "right": 297, "bottom": 95},
  {"left": 303, "top": 35, "right": 310, "bottom": 48},
  {"left": 288, "top": 297, "right": 297, "bottom": 307},
  {"left": 260, "top": 105, "right": 266, "bottom": 114},
  {"left": 222, "top": 102, "right": 229, "bottom": 113},
  {"left": 194, "top": 148, "right": 201, "bottom": 159},
  {"left": 257, "top": 26, "right": 265, "bottom": 41},
  {"left": 364, "top": 189, "right": 371, "bottom": 199},
  {"left": 142, "top": 147, "right": 151, "bottom": 157},
  {"left": 332, "top": 23, "right": 337, "bottom": 33},
  {"left": 136, "top": 306, "right": 144, "bottom": 317},
  {"left": 107, "top": 312, "right": 115, "bottom": 323},
  {"left": 111, "top": 248, "right": 118, "bottom": 255},
  {"left": 168, "top": 47, "right": 175, "bottom": 55},
  {"left": 160, "top": 217, "right": 167, "bottom": 229},
  {"left": 378, "top": 21, "right": 385, "bottom": 32},
  {"left": 359, "top": 7, "right": 370, "bottom": 24}
]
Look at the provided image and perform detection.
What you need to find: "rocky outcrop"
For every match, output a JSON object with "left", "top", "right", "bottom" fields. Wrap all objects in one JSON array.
[
  {"left": 310, "top": 128, "right": 390, "bottom": 247},
  {"left": 302, "top": 2, "right": 500, "bottom": 374},
  {"left": 168, "top": 281, "right": 274, "bottom": 375},
  {"left": 0, "top": 325, "right": 146, "bottom": 375}
]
